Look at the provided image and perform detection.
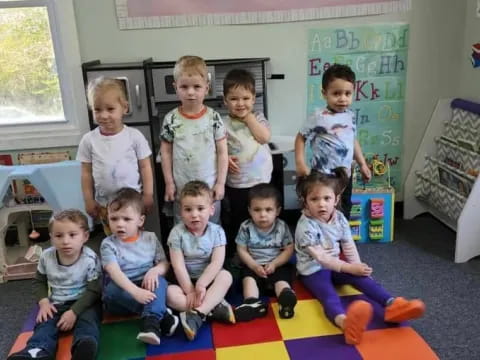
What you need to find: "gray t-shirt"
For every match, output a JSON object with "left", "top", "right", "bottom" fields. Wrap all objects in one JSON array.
[
  {"left": 295, "top": 211, "right": 354, "bottom": 276},
  {"left": 168, "top": 222, "right": 226, "bottom": 279},
  {"left": 235, "top": 218, "right": 293, "bottom": 265},
  {"left": 38, "top": 246, "right": 100, "bottom": 304},
  {"left": 100, "top": 231, "right": 166, "bottom": 281}
]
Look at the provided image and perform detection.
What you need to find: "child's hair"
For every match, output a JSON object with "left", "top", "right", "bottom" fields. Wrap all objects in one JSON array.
[
  {"left": 296, "top": 167, "right": 349, "bottom": 205},
  {"left": 173, "top": 55, "right": 208, "bottom": 82},
  {"left": 223, "top": 69, "right": 256, "bottom": 96},
  {"left": 86, "top": 76, "right": 128, "bottom": 109},
  {"left": 48, "top": 209, "right": 89, "bottom": 233},
  {"left": 322, "top": 64, "right": 356, "bottom": 90},
  {"left": 248, "top": 183, "right": 282, "bottom": 208},
  {"left": 180, "top": 180, "right": 213, "bottom": 202},
  {"left": 108, "top": 187, "right": 145, "bottom": 215}
]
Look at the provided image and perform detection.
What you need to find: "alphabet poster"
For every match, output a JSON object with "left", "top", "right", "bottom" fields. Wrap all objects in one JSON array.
[{"left": 307, "top": 23, "right": 409, "bottom": 195}]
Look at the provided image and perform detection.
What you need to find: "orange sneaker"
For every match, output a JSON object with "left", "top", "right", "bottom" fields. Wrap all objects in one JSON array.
[
  {"left": 344, "top": 300, "right": 373, "bottom": 345},
  {"left": 384, "top": 297, "right": 425, "bottom": 323}
]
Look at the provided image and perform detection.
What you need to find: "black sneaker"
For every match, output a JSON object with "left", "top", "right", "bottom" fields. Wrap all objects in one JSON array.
[
  {"left": 72, "top": 338, "right": 97, "bottom": 360},
  {"left": 137, "top": 315, "right": 161, "bottom": 345},
  {"left": 209, "top": 299, "right": 235, "bottom": 324},
  {"left": 180, "top": 310, "right": 204, "bottom": 341},
  {"left": 160, "top": 308, "right": 179, "bottom": 336},
  {"left": 7, "top": 348, "right": 53, "bottom": 360},
  {"left": 278, "top": 288, "right": 297, "bottom": 319},
  {"left": 234, "top": 298, "right": 268, "bottom": 322}
]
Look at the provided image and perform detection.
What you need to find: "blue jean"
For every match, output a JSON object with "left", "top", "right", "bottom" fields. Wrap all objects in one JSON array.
[
  {"left": 301, "top": 269, "right": 392, "bottom": 324},
  {"left": 25, "top": 302, "right": 101, "bottom": 356},
  {"left": 103, "top": 275, "right": 168, "bottom": 320}
]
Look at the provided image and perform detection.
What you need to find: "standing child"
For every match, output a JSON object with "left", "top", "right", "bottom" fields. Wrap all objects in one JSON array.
[
  {"left": 100, "top": 188, "right": 178, "bottom": 345},
  {"left": 295, "top": 169, "right": 425, "bottom": 345},
  {"left": 234, "top": 184, "right": 297, "bottom": 321},
  {"left": 160, "top": 55, "right": 228, "bottom": 224},
  {"left": 295, "top": 64, "right": 371, "bottom": 218},
  {"left": 77, "top": 77, "right": 154, "bottom": 235},
  {"left": 8, "top": 210, "right": 101, "bottom": 360},
  {"left": 222, "top": 69, "right": 273, "bottom": 256},
  {"left": 167, "top": 181, "right": 235, "bottom": 341}
]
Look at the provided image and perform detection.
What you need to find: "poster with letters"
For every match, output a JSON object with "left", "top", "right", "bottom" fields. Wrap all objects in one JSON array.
[{"left": 307, "top": 23, "right": 408, "bottom": 195}]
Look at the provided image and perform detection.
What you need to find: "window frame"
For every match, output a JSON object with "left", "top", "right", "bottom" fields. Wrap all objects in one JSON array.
[{"left": 0, "top": 0, "right": 88, "bottom": 151}]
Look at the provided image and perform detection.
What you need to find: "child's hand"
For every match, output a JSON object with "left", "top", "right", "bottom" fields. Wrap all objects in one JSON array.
[
  {"left": 239, "top": 112, "right": 255, "bottom": 125},
  {"left": 296, "top": 163, "right": 310, "bottom": 177},
  {"left": 253, "top": 264, "right": 268, "bottom": 278},
  {"left": 142, "top": 268, "right": 162, "bottom": 292},
  {"left": 194, "top": 284, "right": 206, "bottom": 307},
  {"left": 348, "top": 263, "right": 372, "bottom": 277},
  {"left": 143, "top": 193, "right": 154, "bottom": 214},
  {"left": 85, "top": 199, "right": 100, "bottom": 218},
  {"left": 213, "top": 183, "right": 225, "bottom": 201},
  {"left": 186, "top": 292, "right": 197, "bottom": 309},
  {"left": 132, "top": 287, "right": 157, "bottom": 304},
  {"left": 36, "top": 299, "right": 57, "bottom": 323},
  {"left": 57, "top": 310, "right": 77, "bottom": 331},
  {"left": 360, "top": 164, "right": 372, "bottom": 182},
  {"left": 164, "top": 183, "right": 176, "bottom": 202},
  {"left": 264, "top": 262, "right": 276, "bottom": 275},
  {"left": 228, "top": 156, "right": 240, "bottom": 174}
]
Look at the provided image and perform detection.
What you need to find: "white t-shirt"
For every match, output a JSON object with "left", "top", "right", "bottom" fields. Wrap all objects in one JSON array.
[
  {"left": 224, "top": 111, "right": 273, "bottom": 188},
  {"left": 77, "top": 126, "right": 152, "bottom": 206}
]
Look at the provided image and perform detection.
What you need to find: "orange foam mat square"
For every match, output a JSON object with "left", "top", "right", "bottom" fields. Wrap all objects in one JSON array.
[
  {"left": 8, "top": 332, "right": 74, "bottom": 360},
  {"left": 355, "top": 327, "right": 439, "bottom": 360}
]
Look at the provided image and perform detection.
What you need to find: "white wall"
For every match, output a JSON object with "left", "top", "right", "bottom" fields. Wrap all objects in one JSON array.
[
  {"left": 73, "top": 0, "right": 467, "bottom": 198},
  {"left": 459, "top": 0, "right": 480, "bottom": 101}
]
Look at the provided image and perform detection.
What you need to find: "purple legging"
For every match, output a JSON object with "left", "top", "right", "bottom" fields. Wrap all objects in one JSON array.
[{"left": 300, "top": 269, "right": 392, "bottom": 324}]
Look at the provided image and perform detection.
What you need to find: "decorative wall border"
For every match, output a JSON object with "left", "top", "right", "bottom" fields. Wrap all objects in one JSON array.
[{"left": 115, "top": 0, "right": 411, "bottom": 30}]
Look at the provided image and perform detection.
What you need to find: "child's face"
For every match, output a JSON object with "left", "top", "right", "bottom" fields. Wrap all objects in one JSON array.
[
  {"left": 180, "top": 194, "right": 214, "bottom": 235},
  {"left": 175, "top": 74, "right": 209, "bottom": 112},
  {"left": 50, "top": 220, "right": 89, "bottom": 259},
  {"left": 224, "top": 86, "right": 255, "bottom": 119},
  {"left": 248, "top": 197, "right": 280, "bottom": 232},
  {"left": 322, "top": 78, "right": 354, "bottom": 113},
  {"left": 93, "top": 89, "right": 128, "bottom": 135},
  {"left": 108, "top": 205, "right": 145, "bottom": 240},
  {"left": 304, "top": 184, "right": 339, "bottom": 223}
]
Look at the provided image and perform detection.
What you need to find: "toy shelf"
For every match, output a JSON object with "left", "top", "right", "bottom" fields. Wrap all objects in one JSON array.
[{"left": 404, "top": 98, "right": 480, "bottom": 263}]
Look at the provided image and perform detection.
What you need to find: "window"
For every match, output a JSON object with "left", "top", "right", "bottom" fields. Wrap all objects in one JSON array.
[{"left": 0, "top": 0, "right": 88, "bottom": 151}]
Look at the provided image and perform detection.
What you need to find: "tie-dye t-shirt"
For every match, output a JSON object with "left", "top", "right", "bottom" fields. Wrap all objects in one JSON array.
[
  {"left": 38, "top": 246, "right": 100, "bottom": 304},
  {"left": 300, "top": 108, "right": 356, "bottom": 174},
  {"left": 224, "top": 112, "right": 273, "bottom": 188},
  {"left": 160, "top": 106, "right": 226, "bottom": 193}
]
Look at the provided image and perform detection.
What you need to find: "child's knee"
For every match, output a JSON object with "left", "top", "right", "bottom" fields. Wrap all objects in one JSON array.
[{"left": 217, "top": 269, "right": 233, "bottom": 285}]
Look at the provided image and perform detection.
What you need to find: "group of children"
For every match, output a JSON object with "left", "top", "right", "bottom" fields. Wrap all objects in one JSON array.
[{"left": 8, "top": 57, "right": 425, "bottom": 360}]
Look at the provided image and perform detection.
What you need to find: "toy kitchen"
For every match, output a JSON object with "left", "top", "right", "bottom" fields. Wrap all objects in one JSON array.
[{"left": 82, "top": 57, "right": 297, "bottom": 244}]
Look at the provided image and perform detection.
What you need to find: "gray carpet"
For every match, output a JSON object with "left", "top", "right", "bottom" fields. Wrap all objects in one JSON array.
[{"left": 1, "top": 214, "right": 480, "bottom": 359}]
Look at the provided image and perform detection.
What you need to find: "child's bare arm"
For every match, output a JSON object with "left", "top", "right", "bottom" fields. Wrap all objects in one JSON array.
[
  {"left": 244, "top": 113, "right": 271, "bottom": 144},
  {"left": 142, "top": 260, "right": 169, "bottom": 292},
  {"left": 138, "top": 156, "right": 154, "bottom": 213},
  {"left": 295, "top": 133, "right": 310, "bottom": 176},
  {"left": 213, "top": 138, "right": 228, "bottom": 201},
  {"left": 353, "top": 139, "right": 372, "bottom": 182},
  {"left": 80, "top": 162, "right": 100, "bottom": 218},
  {"left": 196, "top": 246, "right": 225, "bottom": 289},
  {"left": 170, "top": 249, "right": 195, "bottom": 294},
  {"left": 270, "top": 243, "right": 294, "bottom": 268},
  {"left": 160, "top": 140, "right": 176, "bottom": 201},
  {"left": 237, "top": 244, "right": 267, "bottom": 278},
  {"left": 104, "top": 262, "right": 156, "bottom": 304}
]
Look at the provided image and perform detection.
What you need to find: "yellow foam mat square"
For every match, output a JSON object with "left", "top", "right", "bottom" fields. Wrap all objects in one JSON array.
[
  {"left": 336, "top": 284, "right": 362, "bottom": 296},
  {"left": 272, "top": 299, "right": 342, "bottom": 340},
  {"left": 216, "top": 341, "right": 290, "bottom": 360}
]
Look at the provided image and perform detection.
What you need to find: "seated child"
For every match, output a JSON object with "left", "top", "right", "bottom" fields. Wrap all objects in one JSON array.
[
  {"left": 167, "top": 181, "right": 235, "bottom": 341},
  {"left": 8, "top": 210, "right": 101, "bottom": 360},
  {"left": 295, "top": 169, "right": 425, "bottom": 345},
  {"left": 235, "top": 183, "right": 297, "bottom": 321},
  {"left": 100, "top": 188, "right": 178, "bottom": 345}
]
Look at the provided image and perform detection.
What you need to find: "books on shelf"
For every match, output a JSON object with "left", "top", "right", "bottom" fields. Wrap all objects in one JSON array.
[{"left": 438, "top": 166, "right": 474, "bottom": 197}]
